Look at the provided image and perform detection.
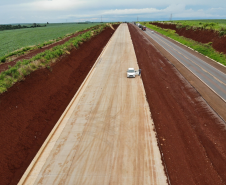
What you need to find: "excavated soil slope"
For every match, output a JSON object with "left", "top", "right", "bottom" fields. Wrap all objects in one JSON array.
[
  {"left": 0, "top": 25, "right": 118, "bottom": 185},
  {"left": 0, "top": 26, "right": 98, "bottom": 73},
  {"left": 128, "top": 24, "right": 226, "bottom": 184},
  {"left": 151, "top": 22, "right": 226, "bottom": 54}
]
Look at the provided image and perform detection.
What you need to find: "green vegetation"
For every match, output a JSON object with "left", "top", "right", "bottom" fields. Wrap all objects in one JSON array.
[
  {"left": 0, "top": 23, "right": 47, "bottom": 31},
  {"left": 153, "top": 19, "right": 226, "bottom": 36},
  {"left": 144, "top": 23, "right": 226, "bottom": 67},
  {"left": 0, "top": 23, "right": 102, "bottom": 61},
  {"left": 0, "top": 24, "right": 112, "bottom": 94}
]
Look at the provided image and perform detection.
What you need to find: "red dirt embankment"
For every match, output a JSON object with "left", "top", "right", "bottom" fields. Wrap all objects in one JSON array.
[
  {"left": 0, "top": 25, "right": 118, "bottom": 185},
  {"left": 151, "top": 22, "right": 226, "bottom": 54},
  {"left": 129, "top": 24, "right": 226, "bottom": 184},
  {"left": 0, "top": 27, "right": 97, "bottom": 73}
]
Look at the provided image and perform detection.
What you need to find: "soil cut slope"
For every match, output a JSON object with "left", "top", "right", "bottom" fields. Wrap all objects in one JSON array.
[
  {"left": 0, "top": 25, "right": 118, "bottom": 185},
  {"left": 0, "top": 26, "right": 98, "bottom": 73},
  {"left": 128, "top": 24, "right": 226, "bottom": 185},
  {"left": 151, "top": 22, "right": 226, "bottom": 54}
]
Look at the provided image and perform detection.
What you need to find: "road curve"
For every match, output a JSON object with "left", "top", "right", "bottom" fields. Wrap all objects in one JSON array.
[
  {"left": 19, "top": 24, "right": 167, "bottom": 185},
  {"left": 143, "top": 28, "right": 226, "bottom": 102}
]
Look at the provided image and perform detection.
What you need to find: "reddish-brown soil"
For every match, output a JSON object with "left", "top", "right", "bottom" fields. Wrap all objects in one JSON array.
[
  {"left": 0, "top": 26, "right": 98, "bottom": 73},
  {"left": 0, "top": 25, "right": 118, "bottom": 185},
  {"left": 151, "top": 22, "right": 226, "bottom": 54},
  {"left": 129, "top": 24, "right": 226, "bottom": 184}
]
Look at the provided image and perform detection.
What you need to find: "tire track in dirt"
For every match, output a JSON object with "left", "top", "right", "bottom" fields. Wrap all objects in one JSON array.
[
  {"left": 128, "top": 24, "right": 226, "bottom": 185},
  {"left": 0, "top": 25, "right": 118, "bottom": 185}
]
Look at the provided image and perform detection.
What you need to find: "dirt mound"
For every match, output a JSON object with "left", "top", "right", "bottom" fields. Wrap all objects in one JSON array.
[
  {"left": 151, "top": 23, "right": 226, "bottom": 54},
  {"left": 129, "top": 24, "right": 226, "bottom": 185},
  {"left": 0, "top": 25, "right": 118, "bottom": 185}
]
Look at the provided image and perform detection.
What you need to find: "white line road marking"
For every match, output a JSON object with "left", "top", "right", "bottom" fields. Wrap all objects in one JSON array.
[{"left": 143, "top": 28, "right": 226, "bottom": 103}]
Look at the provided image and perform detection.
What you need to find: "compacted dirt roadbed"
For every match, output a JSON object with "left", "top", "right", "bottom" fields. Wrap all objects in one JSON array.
[
  {"left": 0, "top": 25, "right": 118, "bottom": 185},
  {"left": 20, "top": 24, "right": 167, "bottom": 185},
  {"left": 128, "top": 24, "right": 226, "bottom": 184}
]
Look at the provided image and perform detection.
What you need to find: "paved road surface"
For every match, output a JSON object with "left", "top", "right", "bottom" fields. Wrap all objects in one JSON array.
[
  {"left": 19, "top": 24, "right": 167, "bottom": 185},
  {"left": 143, "top": 28, "right": 226, "bottom": 102}
]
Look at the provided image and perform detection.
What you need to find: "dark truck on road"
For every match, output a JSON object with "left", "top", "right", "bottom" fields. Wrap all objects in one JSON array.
[
  {"left": 136, "top": 23, "right": 146, "bottom": 31},
  {"left": 140, "top": 25, "right": 146, "bottom": 31}
]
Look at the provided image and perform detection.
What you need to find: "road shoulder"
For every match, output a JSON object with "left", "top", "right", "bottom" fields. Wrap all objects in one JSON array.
[
  {"left": 146, "top": 27, "right": 226, "bottom": 74},
  {"left": 135, "top": 24, "right": 226, "bottom": 122}
]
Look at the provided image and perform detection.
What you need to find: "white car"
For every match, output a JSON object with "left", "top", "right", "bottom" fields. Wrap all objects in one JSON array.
[
  {"left": 127, "top": 68, "right": 136, "bottom": 78},
  {"left": 151, "top": 31, "right": 154, "bottom": 34}
]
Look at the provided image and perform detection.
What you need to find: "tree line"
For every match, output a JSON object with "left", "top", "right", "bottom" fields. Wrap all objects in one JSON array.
[{"left": 0, "top": 23, "right": 47, "bottom": 31}]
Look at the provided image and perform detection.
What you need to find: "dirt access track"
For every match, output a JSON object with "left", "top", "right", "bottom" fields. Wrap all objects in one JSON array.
[
  {"left": 20, "top": 23, "right": 167, "bottom": 185},
  {"left": 0, "top": 25, "right": 118, "bottom": 185},
  {"left": 129, "top": 24, "right": 226, "bottom": 184}
]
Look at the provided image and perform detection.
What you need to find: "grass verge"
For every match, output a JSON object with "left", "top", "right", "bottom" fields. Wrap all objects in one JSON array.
[
  {"left": 144, "top": 23, "right": 226, "bottom": 67},
  {"left": 152, "top": 20, "right": 226, "bottom": 36},
  {"left": 0, "top": 24, "right": 115, "bottom": 94}
]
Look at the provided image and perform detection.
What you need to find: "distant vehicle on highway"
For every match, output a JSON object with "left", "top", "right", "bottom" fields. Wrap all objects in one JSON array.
[
  {"left": 151, "top": 31, "right": 154, "bottom": 34},
  {"left": 127, "top": 68, "right": 136, "bottom": 78},
  {"left": 141, "top": 25, "right": 146, "bottom": 31}
]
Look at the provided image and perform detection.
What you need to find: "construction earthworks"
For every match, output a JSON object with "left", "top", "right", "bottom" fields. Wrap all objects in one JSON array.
[{"left": 1, "top": 22, "right": 226, "bottom": 185}]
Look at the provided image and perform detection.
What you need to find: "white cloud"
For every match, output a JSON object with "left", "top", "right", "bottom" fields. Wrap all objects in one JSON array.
[
  {"left": 103, "top": 4, "right": 186, "bottom": 15},
  {"left": 0, "top": 0, "right": 226, "bottom": 23},
  {"left": 103, "top": 8, "right": 159, "bottom": 15},
  {"left": 101, "top": 4, "right": 226, "bottom": 19},
  {"left": 23, "top": 0, "right": 84, "bottom": 11}
]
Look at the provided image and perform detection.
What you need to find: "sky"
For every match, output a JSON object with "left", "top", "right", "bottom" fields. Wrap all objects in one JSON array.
[{"left": 0, "top": 0, "right": 226, "bottom": 24}]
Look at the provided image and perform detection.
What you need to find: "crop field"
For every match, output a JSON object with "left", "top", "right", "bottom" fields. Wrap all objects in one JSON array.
[
  {"left": 160, "top": 19, "right": 226, "bottom": 31},
  {"left": 0, "top": 23, "right": 101, "bottom": 58},
  {"left": 0, "top": 23, "right": 118, "bottom": 185},
  {"left": 0, "top": 24, "right": 110, "bottom": 93}
]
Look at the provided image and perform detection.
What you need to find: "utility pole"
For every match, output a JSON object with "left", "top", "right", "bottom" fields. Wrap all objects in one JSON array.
[{"left": 170, "top": 13, "right": 172, "bottom": 21}]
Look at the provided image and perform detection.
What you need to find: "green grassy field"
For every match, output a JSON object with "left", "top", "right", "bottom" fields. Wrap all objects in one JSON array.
[
  {"left": 0, "top": 23, "right": 101, "bottom": 59},
  {"left": 0, "top": 24, "right": 110, "bottom": 94},
  {"left": 156, "top": 19, "right": 226, "bottom": 34}
]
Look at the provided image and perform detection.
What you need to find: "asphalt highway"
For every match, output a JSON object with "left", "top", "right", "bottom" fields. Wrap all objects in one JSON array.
[{"left": 143, "top": 27, "right": 226, "bottom": 102}]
